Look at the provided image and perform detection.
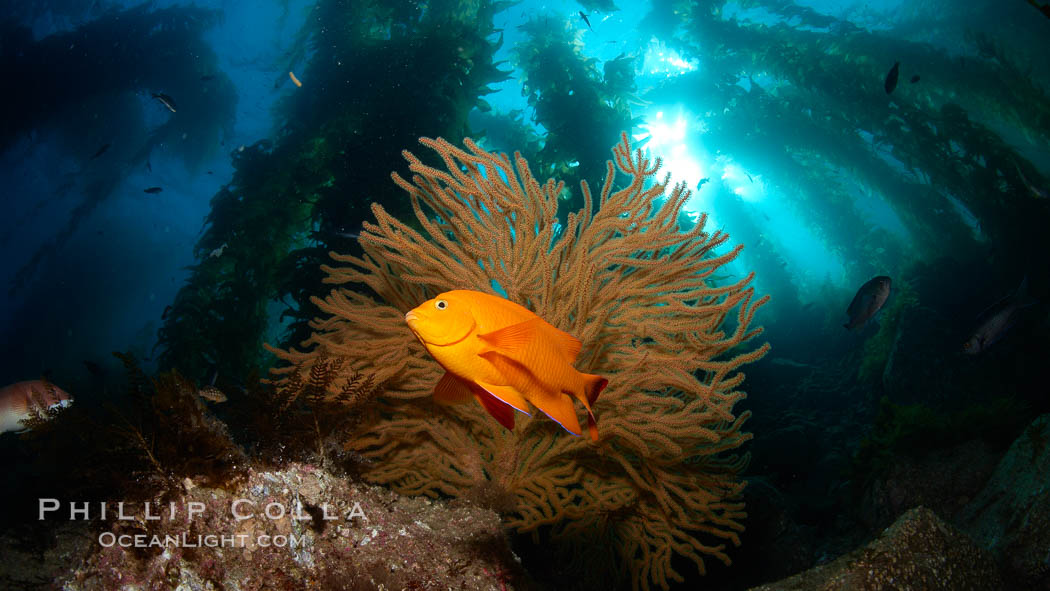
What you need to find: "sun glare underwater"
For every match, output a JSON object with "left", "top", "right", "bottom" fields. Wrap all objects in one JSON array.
[{"left": 2, "top": 0, "right": 1050, "bottom": 590}]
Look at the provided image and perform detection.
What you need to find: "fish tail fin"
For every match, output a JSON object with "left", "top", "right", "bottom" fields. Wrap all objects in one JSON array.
[
  {"left": 1014, "top": 275, "right": 1039, "bottom": 307},
  {"left": 580, "top": 373, "right": 608, "bottom": 442},
  {"left": 582, "top": 373, "right": 607, "bottom": 406}
]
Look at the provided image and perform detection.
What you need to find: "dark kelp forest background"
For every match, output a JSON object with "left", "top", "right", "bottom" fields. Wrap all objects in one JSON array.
[{"left": 1, "top": 0, "right": 1049, "bottom": 589}]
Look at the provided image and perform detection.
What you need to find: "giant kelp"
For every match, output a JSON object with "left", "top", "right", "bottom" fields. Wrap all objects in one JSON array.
[
  {"left": 158, "top": 0, "right": 511, "bottom": 382},
  {"left": 268, "top": 134, "right": 769, "bottom": 591},
  {"left": 621, "top": 5, "right": 1050, "bottom": 579},
  {"left": 667, "top": 0, "right": 1050, "bottom": 279},
  {"left": 513, "top": 16, "right": 642, "bottom": 210},
  {"left": 157, "top": 139, "right": 310, "bottom": 382},
  {"left": 2, "top": 4, "right": 236, "bottom": 294}
]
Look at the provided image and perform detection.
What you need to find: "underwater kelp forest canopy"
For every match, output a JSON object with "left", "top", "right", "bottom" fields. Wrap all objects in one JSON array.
[
  {"left": 156, "top": 0, "right": 514, "bottom": 381},
  {"left": 2, "top": 0, "right": 1050, "bottom": 590},
  {"left": 1, "top": 2, "right": 236, "bottom": 384}
]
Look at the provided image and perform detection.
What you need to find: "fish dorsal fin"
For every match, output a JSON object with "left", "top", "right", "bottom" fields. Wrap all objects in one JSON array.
[
  {"left": 472, "top": 386, "right": 516, "bottom": 431},
  {"left": 478, "top": 318, "right": 582, "bottom": 362},
  {"left": 475, "top": 381, "right": 531, "bottom": 415},
  {"left": 433, "top": 372, "right": 474, "bottom": 405},
  {"left": 477, "top": 318, "right": 543, "bottom": 354},
  {"left": 544, "top": 324, "right": 583, "bottom": 362}
]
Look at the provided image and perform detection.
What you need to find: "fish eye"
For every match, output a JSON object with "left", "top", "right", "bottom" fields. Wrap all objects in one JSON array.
[{"left": 435, "top": 299, "right": 448, "bottom": 310}]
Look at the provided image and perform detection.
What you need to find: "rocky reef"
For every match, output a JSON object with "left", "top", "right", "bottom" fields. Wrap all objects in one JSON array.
[
  {"left": 57, "top": 463, "right": 525, "bottom": 590},
  {"left": 748, "top": 506, "right": 1004, "bottom": 591},
  {"left": 745, "top": 413, "right": 1050, "bottom": 590}
]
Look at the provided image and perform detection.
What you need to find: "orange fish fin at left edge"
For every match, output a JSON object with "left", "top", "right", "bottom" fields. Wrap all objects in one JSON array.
[
  {"left": 475, "top": 381, "right": 531, "bottom": 416},
  {"left": 472, "top": 386, "right": 516, "bottom": 431},
  {"left": 433, "top": 372, "right": 475, "bottom": 405}
]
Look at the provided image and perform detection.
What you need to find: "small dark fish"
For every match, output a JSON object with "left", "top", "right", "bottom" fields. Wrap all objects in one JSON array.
[
  {"left": 83, "top": 360, "right": 103, "bottom": 377},
  {"left": 151, "top": 92, "right": 177, "bottom": 113},
  {"left": 910, "top": 75, "right": 920, "bottom": 84},
  {"left": 146, "top": 159, "right": 152, "bottom": 173},
  {"left": 884, "top": 62, "right": 900, "bottom": 94},
  {"left": 200, "top": 75, "right": 215, "bottom": 81},
  {"left": 198, "top": 386, "right": 227, "bottom": 403},
  {"left": 161, "top": 305, "right": 172, "bottom": 320},
  {"left": 844, "top": 275, "right": 892, "bottom": 330},
  {"left": 696, "top": 177, "right": 709, "bottom": 190},
  {"left": 90, "top": 143, "right": 111, "bottom": 159},
  {"left": 963, "top": 277, "right": 1038, "bottom": 354},
  {"left": 144, "top": 187, "right": 163, "bottom": 194},
  {"left": 746, "top": 172, "right": 754, "bottom": 183},
  {"left": 579, "top": 11, "right": 593, "bottom": 31}
]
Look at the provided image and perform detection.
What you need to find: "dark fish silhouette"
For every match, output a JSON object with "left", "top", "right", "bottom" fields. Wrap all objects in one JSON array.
[
  {"left": 162, "top": 305, "right": 172, "bottom": 319},
  {"left": 910, "top": 75, "right": 920, "bottom": 84},
  {"left": 884, "top": 62, "right": 900, "bottom": 94},
  {"left": 579, "top": 11, "right": 593, "bottom": 31},
  {"left": 844, "top": 275, "right": 892, "bottom": 330},
  {"left": 151, "top": 92, "right": 177, "bottom": 113},
  {"left": 696, "top": 177, "right": 709, "bottom": 190},
  {"left": 146, "top": 159, "right": 152, "bottom": 173},
  {"left": 143, "top": 187, "right": 163, "bottom": 194},
  {"left": 83, "top": 360, "right": 103, "bottom": 377},
  {"left": 1025, "top": 0, "right": 1050, "bottom": 19},
  {"left": 200, "top": 75, "right": 215, "bottom": 81},
  {"left": 963, "top": 277, "right": 1038, "bottom": 354},
  {"left": 90, "top": 143, "right": 111, "bottom": 159}
]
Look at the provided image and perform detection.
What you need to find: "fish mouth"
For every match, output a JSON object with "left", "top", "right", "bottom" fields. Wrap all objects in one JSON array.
[{"left": 405, "top": 311, "right": 419, "bottom": 327}]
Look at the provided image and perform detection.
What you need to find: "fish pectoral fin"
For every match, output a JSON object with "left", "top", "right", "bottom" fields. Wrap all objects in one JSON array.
[
  {"left": 472, "top": 386, "right": 516, "bottom": 431},
  {"left": 475, "top": 381, "right": 531, "bottom": 415},
  {"left": 433, "top": 372, "right": 474, "bottom": 405},
  {"left": 529, "top": 389, "right": 583, "bottom": 438}
]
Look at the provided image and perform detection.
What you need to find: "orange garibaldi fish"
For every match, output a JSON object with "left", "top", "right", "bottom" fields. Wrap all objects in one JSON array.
[{"left": 405, "top": 290, "right": 607, "bottom": 441}]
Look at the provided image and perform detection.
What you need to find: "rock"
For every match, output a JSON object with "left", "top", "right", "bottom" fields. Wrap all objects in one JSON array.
[
  {"left": 958, "top": 413, "right": 1050, "bottom": 589},
  {"left": 859, "top": 439, "right": 1000, "bottom": 531},
  {"left": 58, "top": 463, "right": 525, "bottom": 590},
  {"left": 746, "top": 506, "right": 1005, "bottom": 591}
]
